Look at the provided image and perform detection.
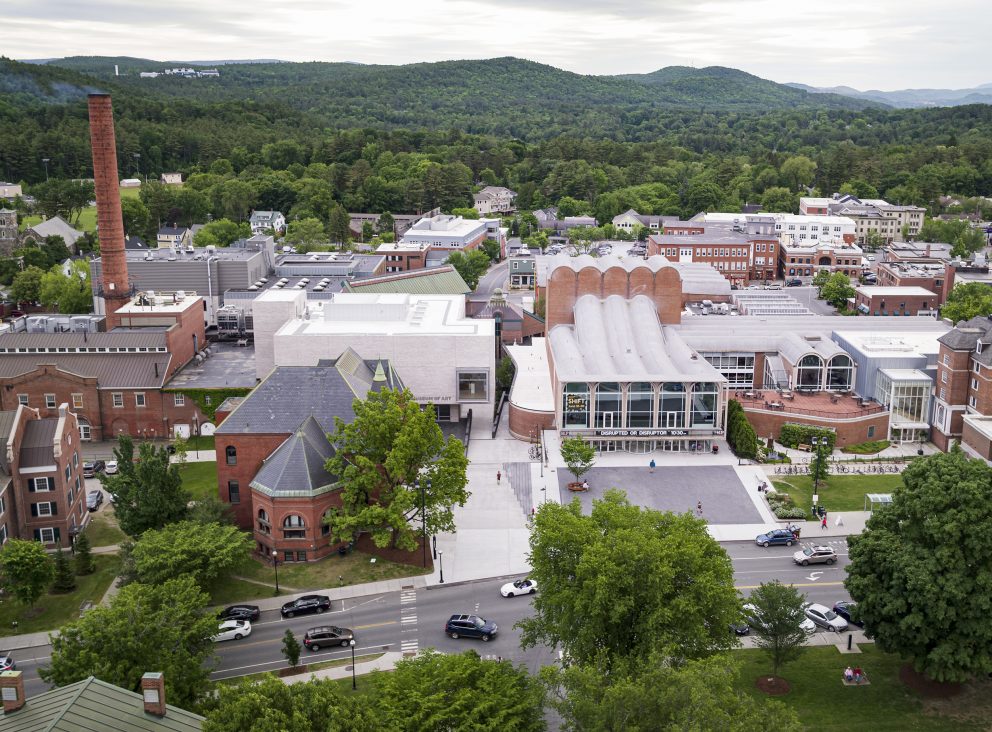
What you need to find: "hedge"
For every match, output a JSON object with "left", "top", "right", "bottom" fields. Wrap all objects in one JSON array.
[
  {"left": 778, "top": 423, "right": 836, "bottom": 450},
  {"left": 162, "top": 387, "right": 252, "bottom": 422},
  {"left": 726, "top": 400, "right": 758, "bottom": 459}
]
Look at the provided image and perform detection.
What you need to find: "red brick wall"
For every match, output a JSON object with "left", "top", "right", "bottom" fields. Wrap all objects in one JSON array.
[
  {"left": 508, "top": 402, "right": 556, "bottom": 441},
  {"left": 0, "top": 367, "right": 103, "bottom": 438},
  {"left": 744, "top": 407, "right": 889, "bottom": 447},
  {"left": 855, "top": 291, "right": 938, "bottom": 316},
  {"left": 215, "top": 433, "right": 288, "bottom": 529},
  {"left": 251, "top": 490, "right": 343, "bottom": 562},
  {"left": 961, "top": 419, "right": 992, "bottom": 459},
  {"left": 937, "top": 347, "right": 972, "bottom": 409}
]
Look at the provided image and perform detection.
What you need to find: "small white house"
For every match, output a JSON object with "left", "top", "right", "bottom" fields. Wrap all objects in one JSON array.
[
  {"left": 249, "top": 210, "right": 286, "bottom": 235},
  {"left": 119, "top": 178, "right": 142, "bottom": 188},
  {"left": 160, "top": 172, "right": 183, "bottom": 186}
]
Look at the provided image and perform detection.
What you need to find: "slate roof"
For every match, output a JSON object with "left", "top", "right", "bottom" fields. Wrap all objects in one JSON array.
[
  {"left": 0, "top": 332, "right": 167, "bottom": 350},
  {"left": 124, "top": 236, "right": 148, "bottom": 250},
  {"left": 0, "top": 674, "right": 204, "bottom": 731},
  {"left": 18, "top": 418, "right": 57, "bottom": 468},
  {"left": 343, "top": 266, "right": 470, "bottom": 295},
  {"left": 937, "top": 316, "right": 992, "bottom": 349},
  {"left": 0, "top": 410, "right": 17, "bottom": 475},
  {"left": 250, "top": 415, "right": 338, "bottom": 497},
  {"left": 0, "top": 355, "right": 172, "bottom": 389},
  {"left": 24, "top": 216, "right": 84, "bottom": 246},
  {"left": 215, "top": 349, "right": 403, "bottom": 436},
  {"left": 157, "top": 227, "right": 189, "bottom": 237}
]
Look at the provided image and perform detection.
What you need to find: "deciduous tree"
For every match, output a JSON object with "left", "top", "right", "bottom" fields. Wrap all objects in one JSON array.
[
  {"left": 559, "top": 436, "right": 595, "bottom": 483},
  {"left": 519, "top": 490, "right": 740, "bottom": 668},
  {"left": 941, "top": 282, "right": 992, "bottom": 324},
  {"left": 445, "top": 249, "right": 490, "bottom": 289},
  {"left": 746, "top": 580, "right": 809, "bottom": 676},
  {"left": 818, "top": 272, "right": 856, "bottom": 309},
  {"left": 41, "top": 577, "right": 216, "bottom": 709},
  {"left": 846, "top": 448, "right": 992, "bottom": 682},
  {"left": 127, "top": 520, "right": 251, "bottom": 589},
  {"left": 11, "top": 265, "right": 45, "bottom": 304},
  {"left": 283, "top": 217, "right": 327, "bottom": 251},
  {"left": 325, "top": 389, "right": 469, "bottom": 551},
  {"left": 39, "top": 263, "right": 92, "bottom": 313},
  {"left": 0, "top": 539, "right": 55, "bottom": 608}
]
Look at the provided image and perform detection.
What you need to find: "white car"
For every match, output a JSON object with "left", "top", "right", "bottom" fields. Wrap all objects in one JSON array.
[
  {"left": 804, "top": 603, "right": 848, "bottom": 632},
  {"left": 104, "top": 460, "right": 119, "bottom": 475},
  {"left": 744, "top": 603, "right": 816, "bottom": 634},
  {"left": 213, "top": 619, "right": 252, "bottom": 642},
  {"left": 500, "top": 578, "right": 537, "bottom": 597}
]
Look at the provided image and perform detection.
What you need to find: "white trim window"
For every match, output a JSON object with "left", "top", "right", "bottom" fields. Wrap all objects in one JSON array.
[
  {"left": 45, "top": 394, "right": 57, "bottom": 409},
  {"left": 38, "top": 527, "right": 56, "bottom": 543},
  {"left": 135, "top": 392, "right": 146, "bottom": 408},
  {"left": 112, "top": 393, "right": 124, "bottom": 408},
  {"left": 174, "top": 393, "right": 185, "bottom": 406},
  {"left": 72, "top": 393, "right": 84, "bottom": 408}
]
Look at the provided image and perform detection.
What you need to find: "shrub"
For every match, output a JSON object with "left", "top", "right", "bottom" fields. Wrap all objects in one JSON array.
[
  {"left": 774, "top": 506, "right": 808, "bottom": 520},
  {"left": 778, "top": 424, "right": 836, "bottom": 450}
]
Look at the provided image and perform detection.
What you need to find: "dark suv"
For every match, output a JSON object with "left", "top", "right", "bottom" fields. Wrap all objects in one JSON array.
[
  {"left": 82, "top": 460, "right": 105, "bottom": 478},
  {"left": 280, "top": 594, "right": 331, "bottom": 618},
  {"left": 445, "top": 614, "right": 498, "bottom": 641},
  {"left": 303, "top": 625, "right": 355, "bottom": 651}
]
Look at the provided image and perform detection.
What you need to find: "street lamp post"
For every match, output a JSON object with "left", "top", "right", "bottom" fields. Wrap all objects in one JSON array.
[
  {"left": 192, "top": 415, "right": 199, "bottom": 459},
  {"left": 271, "top": 550, "right": 280, "bottom": 595},
  {"left": 348, "top": 639, "right": 357, "bottom": 689},
  {"left": 42, "top": 158, "right": 50, "bottom": 181},
  {"left": 438, "top": 550, "right": 444, "bottom": 584}
]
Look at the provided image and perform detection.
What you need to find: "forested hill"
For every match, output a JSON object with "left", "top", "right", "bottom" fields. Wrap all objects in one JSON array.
[
  {"left": 31, "top": 55, "right": 880, "bottom": 126},
  {"left": 0, "top": 57, "right": 109, "bottom": 106}
]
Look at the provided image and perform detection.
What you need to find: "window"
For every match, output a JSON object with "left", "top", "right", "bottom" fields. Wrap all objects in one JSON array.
[
  {"left": 797, "top": 354, "right": 824, "bottom": 389},
  {"left": 17, "top": 394, "right": 28, "bottom": 406},
  {"left": 969, "top": 395, "right": 977, "bottom": 408},
  {"left": 135, "top": 392, "right": 146, "bottom": 408},
  {"left": 562, "top": 383, "right": 590, "bottom": 428},
  {"left": 690, "top": 383, "right": 718, "bottom": 427},
  {"left": 112, "top": 393, "right": 124, "bottom": 408},
  {"left": 626, "top": 383, "right": 654, "bottom": 428},
  {"left": 972, "top": 378, "right": 979, "bottom": 391},
  {"left": 658, "top": 383, "right": 686, "bottom": 427},
  {"left": 943, "top": 354, "right": 950, "bottom": 366},
  {"left": 283, "top": 515, "right": 306, "bottom": 539},
  {"left": 225, "top": 445, "right": 237, "bottom": 465},
  {"left": 32, "top": 502, "right": 55, "bottom": 517},
  {"left": 257, "top": 509, "right": 271, "bottom": 534},
  {"left": 73, "top": 452, "right": 78, "bottom": 468},
  {"left": 974, "top": 362, "right": 982, "bottom": 374},
  {"left": 940, "top": 387, "right": 947, "bottom": 401},
  {"left": 322, "top": 508, "right": 332, "bottom": 536},
  {"left": 296, "top": 551, "right": 307, "bottom": 562},
  {"left": 0, "top": 524, "right": 6, "bottom": 545},
  {"left": 941, "top": 371, "right": 948, "bottom": 384},
  {"left": 71, "top": 393, "right": 83, "bottom": 409},
  {"left": 45, "top": 394, "right": 56, "bottom": 409},
  {"left": 594, "top": 383, "right": 622, "bottom": 429},
  {"left": 38, "top": 528, "right": 56, "bottom": 544},
  {"left": 28, "top": 477, "right": 53, "bottom": 492},
  {"left": 228, "top": 480, "right": 240, "bottom": 504},
  {"left": 826, "top": 354, "right": 854, "bottom": 391},
  {"left": 284, "top": 551, "right": 294, "bottom": 562},
  {"left": 79, "top": 420, "right": 91, "bottom": 441},
  {"left": 174, "top": 393, "right": 185, "bottom": 406},
  {"left": 457, "top": 371, "right": 489, "bottom": 402},
  {"left": 65, "top": 465, "right": 71, "bottom": 481}
]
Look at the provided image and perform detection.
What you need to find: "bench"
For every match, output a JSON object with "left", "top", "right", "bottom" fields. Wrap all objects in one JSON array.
[{"left": 798, "top": 443, "right": 812, "bottom": 452}]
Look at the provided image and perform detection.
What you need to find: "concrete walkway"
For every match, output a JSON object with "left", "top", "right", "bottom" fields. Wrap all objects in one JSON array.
[
  {"left": 740, "top": 628, "right": 872, "bottom": 651},
  {"left": 281, "top": 650, "right": 404, "bottom": 685}
]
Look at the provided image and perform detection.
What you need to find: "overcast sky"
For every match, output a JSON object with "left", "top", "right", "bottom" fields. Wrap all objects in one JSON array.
[{"left": 3, "top": 0, "right": 989, "bottom": 89}]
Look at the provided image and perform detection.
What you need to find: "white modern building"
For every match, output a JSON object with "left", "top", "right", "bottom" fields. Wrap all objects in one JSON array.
[
  {"left": 399, "top": 214, "right": 505, "bottom": 253},
  {"left": 251, "top": 290, "right": 495, "bottom": 421},
  {"left": 473, "top": 186, "right": 516, "bottom": 215}
]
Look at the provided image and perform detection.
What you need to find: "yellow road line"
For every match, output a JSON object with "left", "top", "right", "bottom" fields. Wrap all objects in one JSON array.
[
  {"left": 353, "top": 621, "right": 399, "bottom": 630},
  {"left": 736, "top": 581, "right": 845, "bottom": 589}
]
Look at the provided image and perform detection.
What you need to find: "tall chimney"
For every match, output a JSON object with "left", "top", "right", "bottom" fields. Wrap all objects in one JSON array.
[
  {"left": 88, "top": 94, "right": 130, "bottom": 327},
  {"left": 141, "top": 672, "right": 167, "bottom": 716},
  {"left": 1, "top": 671, "right": 26, "bottom": 713}
]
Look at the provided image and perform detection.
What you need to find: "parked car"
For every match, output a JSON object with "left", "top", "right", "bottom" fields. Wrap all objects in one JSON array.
[
  {"left": 213, "top": 619, "right": 252, "bottom": 642},
  {"left": 0, "top": 653, "right": 14, "bottom": 671},
  {"left": 218, "top": 604, "right": 261, "bottom": 622},
  {"left": 280, "top": 594, "right": 331, "bottom": 618},
  {"left": 730, "top": 620, "right": 750, "bottom": 636},
  {"left": 793, "top": 545, "right": 838, "bottom": 566},
  {"left": 743, "top": 603, "right": 815, "bottom": 634},
  {"left": 500, "top": 578, "right": 537, "bottom": 597},
  {"left": 104, "top": 460, "right": 119, "bottom": 475},
  {"left": 804, "top": 602, "right": 848, "bottom": 632},
  {"left": 85, "top": 490, "right": 103, "bottom": 511},
  {"left": 303, "top": 625, "right": 355, "bottom": 651},
  {"left": 82, "top": 460, "right": 105, "bottom": 478},
  {"left": 832, "top": 600, "right": 864, "bottom": 628},
  {"left": 755, "top": 528, "right": 797, "bottom": 547},
  {"left": 786, "top": 278, "right": 803, "bottom": 287},
  {"left": 445, "top": 614, "right": 498, "bottom": 641},
  {"left": 765, "top": 282, "right": 783, "bottom": 290}
]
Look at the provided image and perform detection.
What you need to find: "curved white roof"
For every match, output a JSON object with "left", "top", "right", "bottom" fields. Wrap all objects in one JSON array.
[{"left": 550, "top": 294, "right": 725, "bottom": 383}]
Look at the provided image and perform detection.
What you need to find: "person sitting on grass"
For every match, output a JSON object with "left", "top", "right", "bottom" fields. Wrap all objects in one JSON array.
[
  {"left": 853, "top": 667, "right": 864, "bottom": 683},
  {"left": 844, "top": 666, "right": 854, "bottom": 682}
]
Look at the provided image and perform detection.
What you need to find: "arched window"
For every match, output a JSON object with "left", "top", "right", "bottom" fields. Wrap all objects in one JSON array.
[
  {"left": 818, "top": 256, "right": 832, "bottom": 266},
  {"left": 322, "top": 508, "right": 333, "bottom": 536},
  {"left": 225, "top": 445, "right": 237, "bottom": 465},
  {"left": 257, "top": 509, "right": 270, "bottom": 535},
  {"left": 826, "top": 354, "right": 854, "bottom": 390},
  {"left": 658, "top": 383, "right": 686, "bottom": 428},
  {"left": 797, "top": 354, "right": 824, "bottom": 389},
  {"left": 690, "top": 383, "right": 718, "bottom": 427},
  {"left": 562, "top": 383, "right": 590, "bottom": 428},
  {"left": 282, "top": 514, "right": 306, "bottom": 539},
  {"left": 594, "top": 383, "right": 621, "bottom": 429},
  {"left": 626, "top": 383, "right": 654, "bottom": 428}
]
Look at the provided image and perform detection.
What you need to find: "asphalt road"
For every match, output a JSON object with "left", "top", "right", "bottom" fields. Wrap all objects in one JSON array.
[
  {"left": 11, "top": 539, "right": 854, "bottom": 696},
  {"left": 475, "top": 259, "right": 508, "bottom": 298}
]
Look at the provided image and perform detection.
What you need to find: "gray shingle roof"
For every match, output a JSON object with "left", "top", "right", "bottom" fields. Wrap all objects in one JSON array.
[
  {"left": 0, "top": 355, "right": 172, "bottom": 389},
  {"left": 0, "top": 674, "right": 203, "bottom": 731},
  {"left": 18, "top": 418, "right": 57, "bottom": 468},
  {"left": 24, "top": 216, "right": 84, "bottom": 246},
  {"left": 0, "top": 332, "right": 167, "bottom": 350},
  {"left": 215, "top": 351, "right": 403, "bottom": 436},
  {"left": 250, "top": 415, "right": 337, "bottom": 496},
  {"left": 937, "top": 317, "right": 992, "bottom": 349}
]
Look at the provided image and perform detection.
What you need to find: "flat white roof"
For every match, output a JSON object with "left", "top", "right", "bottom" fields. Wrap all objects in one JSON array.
[
  {"left": 506, "top": 339, "right": 555, "bottom": 412},
  {"left": 856, "top": 286, "right": 937, "bottom": 297},
  {"left": 963, "top": 413, "right": 992, "bottom": 440},
  {"left": 116, "top": 292, "right": 201, "bottom": 314},
  {"left": 275, "top": 294, "right": 493, "bottom": 338},
  {"left": 879, "top": 368, "right": 932, "bottom": 382},
  {"left": 835, "top": 329, "right": 943, "bottom": 357}
]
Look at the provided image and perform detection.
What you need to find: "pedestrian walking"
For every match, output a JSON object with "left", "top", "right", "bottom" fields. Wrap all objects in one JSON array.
[
  {"left": 821, "top": 514, "right": 828, "bottom": 530},
  {"left": 649, "top": 459, "right": 656, "bottom": 473},
  {"left": 497, "top": 470, "right": 501, "bottom": 483},
  {"left": 696, "top": 500, "right": 703, "bottom": 516}
]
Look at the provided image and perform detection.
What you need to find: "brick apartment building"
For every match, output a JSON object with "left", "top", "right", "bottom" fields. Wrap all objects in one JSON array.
[
  {"left": 214, "top": 352, "right": 404, "bottom": 561},
  {"left": 931, "top": 317, "right": 992, "bottom": 451},
  {"left": 853, "top": 286, "right": 939, "bottom": 316},
  {"left": 0, "top": 404, "right": 86, "bottom": 548},
  {"left": 647, "top": 216, "right": 778, "bottom": 284}
]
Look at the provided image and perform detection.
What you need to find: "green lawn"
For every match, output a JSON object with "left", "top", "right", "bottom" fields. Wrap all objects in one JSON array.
[
  {"left": 184, "top": 435, "right": 215, "bottom": 452},
  {"left": 178, "top": 460, "right": 218, "bottom": 502},
  {"left": 772, "top": 473, "right": 903, "bottom": 513},
  {"left": 82, "top": 506, "right": 128, "bottom": 547},
  {"left": 0, "top": 554, "right": 121, "bottom": 634},
  {"left": 208, "top": 550, "right": 431, "bottom": 604},
  {"left": 736, "top": 646, "right": 989, "bottom": 731},
  {"left": 20, "top": 188, "right": 138, "bottom": 235}
]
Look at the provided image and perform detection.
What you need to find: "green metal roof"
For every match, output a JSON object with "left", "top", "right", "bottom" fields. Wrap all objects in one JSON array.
[
  {"left": 344, "top": 266, "right": 470, "bottom": 295},
  {"left": 0, "top": 675, "right": 204, "bottom": 731}
]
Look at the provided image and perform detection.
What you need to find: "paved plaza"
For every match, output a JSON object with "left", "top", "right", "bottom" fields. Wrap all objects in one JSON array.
[{"left": 556, "top": 465, "right": 763, "bottom": 524}]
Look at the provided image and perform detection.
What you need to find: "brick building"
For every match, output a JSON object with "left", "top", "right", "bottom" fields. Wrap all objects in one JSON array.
[
  {"left": 214, "top": 352, "right": 404, "bottom": 561},
  {"left": 930, "top": 318, "right": 992, "bottom": 450},
  {"left": 647, "top": 216, "right": 779, "bottom": 284},
  {"left": 0, "top": 404, "right": 86, "bottom": 548},
  {"left": 853, "top": 286, "right": 939, "bottom": 316}
]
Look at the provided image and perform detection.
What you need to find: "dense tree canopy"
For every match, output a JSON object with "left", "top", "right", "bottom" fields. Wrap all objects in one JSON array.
[
  {"left": 845, "top": 449, "right": 992, "bottom": 682},
  {"left": 126, "top": 520, "right": 252, "bottom": 589},
  {"left": 941, "top": 282, "right": 992, "bottom": 324}
]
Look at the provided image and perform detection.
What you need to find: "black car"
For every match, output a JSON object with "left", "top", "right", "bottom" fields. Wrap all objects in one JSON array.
[
  {"left": 445, "top": 614, "right": 498, "bottom": 641},
  {"left": 280, "top": 594, "right": 331, "bottom": 618},
  {"left": 786, "top": 278, "right": 803, "bottom": 287},
  {"left": 730, "top": 621, "right": 750, "bottom": 636},
  {"left": 85, "top": 490, "right": 104, "bottom": 511},
  {"left": 833, "top": 601, "right": 864, "bottom": 628},
  {"left": 303, "top": 625, "right": 355, "bottom": 651},
  {"left": 219, "top": 604, "right": 261, "bottom": 622},
  {"left": 82, "top": 460, "right": 105, "bottom": 478}
]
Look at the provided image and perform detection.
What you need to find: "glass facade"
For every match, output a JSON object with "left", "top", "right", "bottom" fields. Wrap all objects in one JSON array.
[
  {"left": 594, "top": 383, "right": 622, "bottom": 429},
  {"left": 658, "top": 383, "right": 686, "bottom": 427},
  {"left": 797, "top": 354, "right": 824, "bottom": 389},
  {"left": 876, "top": 370, "right": 932, "bottom": 442},
  {"left": 562, "top": 383, "right": 590, "bottom": 427},
  {"left": 626, "top": 382, "right": 654, "bottom": 428},
  {"left": 690, "top": 383, "right": 719, "bottom": 426},
  {"left": 826, "top": 354, "right": 854, "bottom": 390},
  {"left": 702, "top": 353, "right": 756, "bottom": 389}
]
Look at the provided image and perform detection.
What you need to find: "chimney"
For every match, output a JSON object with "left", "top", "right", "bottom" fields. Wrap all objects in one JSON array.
[
  {"left": 925, "top": 243, "right": 931, "bottom": 257},
  {"left": 141, "top": 672, "right": 166, "bottom": 716},
  {"left": 88, "top": 94, "right": 130, "bottom": 328},
  {"left": 1, "top": 671, "right": 26, "bottom": 713}
]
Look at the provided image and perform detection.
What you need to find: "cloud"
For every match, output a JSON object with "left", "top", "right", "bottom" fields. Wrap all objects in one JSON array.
[{"left": 0, "top": 0, "right": 989, "bottom": 88}]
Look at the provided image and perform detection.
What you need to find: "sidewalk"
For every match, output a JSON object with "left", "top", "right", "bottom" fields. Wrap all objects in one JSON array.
[
  {"left": 281, "top": 650, "right": 404, "bottom": 685},
  {"left": 740, "top": 629, "right": 872, "bottom": 650}
]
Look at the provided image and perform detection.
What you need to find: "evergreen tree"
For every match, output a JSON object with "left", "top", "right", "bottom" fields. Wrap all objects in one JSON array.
[
  {"left": 51, "top": 546, "right": 76, "bottom": 593},
  {"left": 74, "top": 532, "right": 94, "bottom": 575},
  {"left": 282, "top": 629, "right": 301, "bottom": 668}
]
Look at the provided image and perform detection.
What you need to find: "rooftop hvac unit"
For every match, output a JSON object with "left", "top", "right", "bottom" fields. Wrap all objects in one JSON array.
[
  {"left": 300, "top": 278, "right": 309, "bottom": 284},
  {"left": 259, "top": 277, "right": 268, "bottom": 283},
  {"left": 313, "top": 286, "right": 324, "bottom": 292},
  {"left": 144, "top": 254, "right": 154, "bottom": 260},
  {"left": 176, "top": 290, "right": 186, "bottom": 299},
  {"left": 248, "top": 285, "right": 259, "bottom": 291},
  {"left": 206, "top": 245, "right": 216, "bottom": 254},
  {"left": 147, "top": 290, "right": 156, "bottom": 298},
  {"left": 168, "top": 254, "right": 177, "bottom": 261}
]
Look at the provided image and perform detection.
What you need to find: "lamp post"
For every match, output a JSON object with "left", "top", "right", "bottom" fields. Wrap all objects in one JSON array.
[
  {"left": 271, "top": 549, "right": 280, "bottom": 595},
  {"left": 438, "top": 550, "right": 444, "bottom": 584},
  {"left": 192, "top": 415, "right": 199, "bottom": 459},
  {"left": 42, "top": 158, "right": 50, "bottom": 181},
  {"left": 349, "top": 639, "right": 357, "bottom": 690}
]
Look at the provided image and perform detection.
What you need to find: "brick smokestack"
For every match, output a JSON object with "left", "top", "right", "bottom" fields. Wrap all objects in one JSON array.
[
  {"left": 0, "top": 670, "right": 26, "bottom": 713},
  {"left": 141, "top": 672, "right": 167, "bottom": 716},
  {"left": 88, "top": 94, "right": 130, "bottom": 326}
]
